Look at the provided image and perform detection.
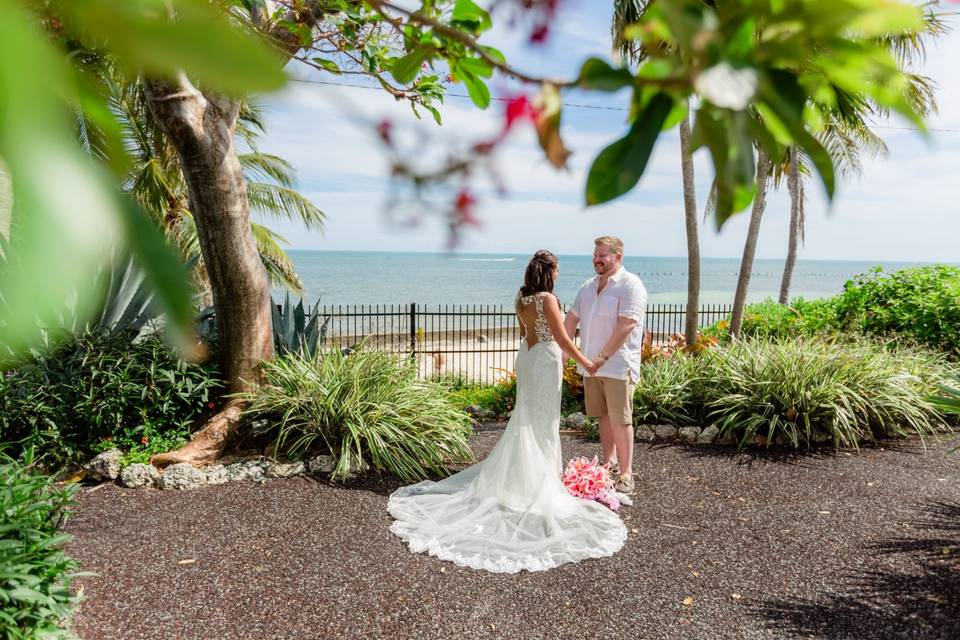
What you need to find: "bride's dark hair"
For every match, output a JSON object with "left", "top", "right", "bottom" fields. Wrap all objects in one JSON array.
[{"left": 520, "top": 250, "right": 559, "bottom": 297}]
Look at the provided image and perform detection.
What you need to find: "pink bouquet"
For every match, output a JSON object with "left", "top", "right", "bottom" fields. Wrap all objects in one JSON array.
[{"left": 562, "top": 456, "right": 620, "bottom": 511}]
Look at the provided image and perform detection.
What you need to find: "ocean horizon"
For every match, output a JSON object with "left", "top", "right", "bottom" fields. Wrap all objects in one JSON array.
[{"left": 279, "top": 250, "right": 950, "bottom": 307}]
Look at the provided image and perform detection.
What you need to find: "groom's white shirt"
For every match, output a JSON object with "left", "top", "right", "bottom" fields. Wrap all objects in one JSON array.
[{"left": 570, "top": 267, "right": 647, "bottom": 382}]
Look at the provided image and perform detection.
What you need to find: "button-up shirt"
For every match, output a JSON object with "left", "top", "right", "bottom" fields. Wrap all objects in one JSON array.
[{"left": 569, "top": 267, "right": 647, "bottom": 382}]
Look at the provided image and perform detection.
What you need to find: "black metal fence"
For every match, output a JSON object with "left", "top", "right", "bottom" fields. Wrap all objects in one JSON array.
[{"left": 317, "top": 303, "right": 733, "bottom": 385}]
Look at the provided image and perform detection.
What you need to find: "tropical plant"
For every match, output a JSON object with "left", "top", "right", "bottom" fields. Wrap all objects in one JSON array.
[
  {"left": 241, "top": 349, "right": 474, "bottom": 482},
  {"left": 271, "top": 292, "right": 331, "bottom": 359},
  {"left": 612, "top": 0, "right": 702, "bottom": 345},
  {"left": 0, "top": 450, "right": 84, "bottom": 639},
  {"left": 96, "top": 75, "right": 325, "bottom": 298},
  {"left": 929, "top": 375, "right": 960, "bottom": 416},
  {"left": 633, "top": 354, "right": 704, "bottom": 427},
  {"left": 833, "top": 265, "right": 960, "bottom": 357},
  {"left": 633, "top": 338, "right": 957, "bottom": 448},
  {"left": 774, "top": 9, "right": 947, "bottom": 304},
  {"left": 0, "top": 331, "right": 221, "bottom": 470},
  {"left": 701, "top": 339, "right": 953, "bottom": 448}
]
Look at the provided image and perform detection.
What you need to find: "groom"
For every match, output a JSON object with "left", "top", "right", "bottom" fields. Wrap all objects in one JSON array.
[{"left": 564, "top": 236, "right": 647, "bottom": 495}]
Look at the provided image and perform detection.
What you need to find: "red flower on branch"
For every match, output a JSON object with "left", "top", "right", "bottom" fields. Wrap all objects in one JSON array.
[
  {"left": 376, "top": 118, "right": 393, "bottom": 144},
  {"left": 454, "top": 188, "right": 482, "bottom": 228}
]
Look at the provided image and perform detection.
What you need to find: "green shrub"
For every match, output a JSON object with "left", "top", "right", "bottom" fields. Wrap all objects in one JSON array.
[
  {"left": 242, "top": 349, "right": 474, "bottom": 482},
  {"left": 449, "top": 385, "right": 499, "bottom": 411},
  {"left": 632, "top": 355, "right": 704, "bottom": 427},
  {"left": 0, "top": 451, "right": 85, "bottom": 639},
  {"left": 703, "top": 266, "right": 960, "bottom": 357},
  {"left": 633, "top": 338, "right": 955, "bottom": 448},
  {"left": 833, "top": 265, "right": 960, "bottom": 356},
  {"left": 0, "top": 331, "right": 221, "bottom": 470},
  {"left": 703, "top": 297, "right": 840, "bottom": 341}
]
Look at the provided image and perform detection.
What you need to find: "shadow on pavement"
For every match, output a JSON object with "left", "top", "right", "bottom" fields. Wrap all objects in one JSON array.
[{"left": 751, "top": 500, "right": 960, "bottom": 639}]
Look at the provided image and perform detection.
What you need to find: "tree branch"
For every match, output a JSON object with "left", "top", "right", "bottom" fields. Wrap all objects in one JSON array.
[{"left": 367, "top": 0, "right": 570, "bottom": 87}]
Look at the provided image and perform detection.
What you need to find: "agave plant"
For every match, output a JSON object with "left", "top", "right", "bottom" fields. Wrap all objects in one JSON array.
[{"left": 272, "top": 292, "right": 331, "bottom": 359}]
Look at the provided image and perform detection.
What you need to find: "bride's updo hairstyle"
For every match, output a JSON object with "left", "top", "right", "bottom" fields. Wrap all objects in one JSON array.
[{"left": 520, "top": 250, "right": 559, "bottom": 297}]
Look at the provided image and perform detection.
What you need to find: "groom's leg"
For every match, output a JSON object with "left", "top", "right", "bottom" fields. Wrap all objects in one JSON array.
[
  {"left": 597, "top": 415, "right": 617, "bottom": 465},
  {"left": 584, "top": 378, "right": 616, "bottom": 465},
  {"left": 609, "top": 379, "right": 636, "bottom": 476}
]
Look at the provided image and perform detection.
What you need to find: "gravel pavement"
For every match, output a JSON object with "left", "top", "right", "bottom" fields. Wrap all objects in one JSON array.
[{"left": 64, "top": 424, "right": 960, "bottom": 640}]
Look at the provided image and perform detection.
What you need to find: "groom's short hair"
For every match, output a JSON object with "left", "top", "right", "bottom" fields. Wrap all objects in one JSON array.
[{"left": 594, "top": 235, "right": 624, "bottom": 256}]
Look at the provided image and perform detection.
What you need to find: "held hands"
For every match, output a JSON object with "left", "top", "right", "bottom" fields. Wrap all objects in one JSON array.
[
  {"left": 586, "top": 351, "right": 610, "bottom": 376},
  {"left": 583, "top": 359, "right": 599, "bottom": 375}
]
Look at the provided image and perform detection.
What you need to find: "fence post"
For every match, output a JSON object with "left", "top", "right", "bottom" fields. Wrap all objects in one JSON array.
[{"left": 409, "top": 302, "right": 417, "bottom": 357}]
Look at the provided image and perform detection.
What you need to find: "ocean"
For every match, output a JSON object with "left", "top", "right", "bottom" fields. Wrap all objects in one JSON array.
[{"left": 280, "top": 251, "right": 934, "bottom": 307}]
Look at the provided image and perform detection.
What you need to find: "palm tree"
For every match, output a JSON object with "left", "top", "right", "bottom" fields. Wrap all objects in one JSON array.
[
  {"left": 79, "top": 70, "right": 324, "bottom": 303},
  {"left": 613, "top": 0, "right": 702, "bottom": 346},
  {"left": 776, "top": 10, "right": 946, "bottom": 305}
]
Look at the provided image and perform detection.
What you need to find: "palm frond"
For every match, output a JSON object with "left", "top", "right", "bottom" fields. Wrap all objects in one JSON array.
[
  {"left": 247, "top": 182, "right": 326, "bottom": 230},
  {"left": 250, "top": 222, "right": 304, "bottom": 294},
  {"left": 877, "top": 5, "right": 951, "bottom": 67},
  {"left": 240, "top": 152, "right": 297, "bottom": 188},
  {"left": 129, "top": 158, "right": 181, "bottom": 224},
  {"left": 612, "top": 0, "right": 653, "bottom": 64}
]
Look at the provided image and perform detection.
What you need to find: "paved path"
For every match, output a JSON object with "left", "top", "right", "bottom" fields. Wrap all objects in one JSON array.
[{"left": 64, "top": 426, "right": 960, "bottom": 639}]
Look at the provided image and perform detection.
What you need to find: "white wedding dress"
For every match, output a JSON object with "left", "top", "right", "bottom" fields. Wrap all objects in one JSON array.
[{"left": 388, "top": 292, "right": 627, "bottom": 573}]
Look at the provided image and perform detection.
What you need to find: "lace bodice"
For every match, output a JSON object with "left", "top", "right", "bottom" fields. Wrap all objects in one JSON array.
[{"left": 517, "top": 291, "right": 554, "bottom": 345}]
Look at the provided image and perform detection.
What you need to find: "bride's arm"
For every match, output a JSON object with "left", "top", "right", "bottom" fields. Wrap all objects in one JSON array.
[{"left": 543, "top": 295, "right": 595, "bottom": 372}]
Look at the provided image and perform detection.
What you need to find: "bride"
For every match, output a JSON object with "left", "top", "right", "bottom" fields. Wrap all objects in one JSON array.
[{"left": 388, "top": 250, "right": 627, "bottom": 573}]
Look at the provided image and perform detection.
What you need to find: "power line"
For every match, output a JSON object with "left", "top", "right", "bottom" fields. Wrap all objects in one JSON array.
[{"left": 291, "top": 77, "right": 960, "bottom": 132}]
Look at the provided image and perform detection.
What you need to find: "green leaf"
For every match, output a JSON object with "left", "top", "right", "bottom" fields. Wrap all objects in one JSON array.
[
  {"left": 390, "top": 47, "right": 429, "bottom": 85},
  {"left": 452, "top": 0, "right": 492, "bottom": 32},
  {"left": 759, "top": 70, "right": 835, "bottom": 200},
  {"left": 479, "top": 46, "right": 507, "bottom": 65},
  {"left": 424, "top": 104, "right": 443, "bottom": 126},
  {"left": 458, "top": 57, "right": 493, "bottom": 79},
  {"left": 577, "top": 57, "right": 635, "bottom": 92},
  {"left": 55, "top": 0, "right": 286, "bottom": 95},
  {"left": 117, "top": 198, "right": 194, "bottom": 344},
  {"left": 457, "top": 68, "right": 491, "bottom": 109},
  {"left": 585, "top": 93, "right": 674, "bottom": 205},
  {"left": 312, "top": 57, "right": 342, "bottom": 75}
]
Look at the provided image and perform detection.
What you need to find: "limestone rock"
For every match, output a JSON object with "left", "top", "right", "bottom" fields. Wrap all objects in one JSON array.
[
  {"left": 119, "top": 463, "right": 159, "bottom": 488},
  {"left": 678, "top": 427, "right": 701, "bottom": 444},
  {"left": 225, "top": 462, "right": 265, "bottom": 483},
  {"left": 697, "top": 425, "right": 720, "bottom": 444},
  {"left": 635, "top": 426, "right": 656, "bottom": 443},
  {"left": 564, "top": 412, "right": 587, "bottom": 430},
  {"left": 84, "top": 448, "right": 123, "bottom": 482},
  {"left": 654, "top": 424, "right": 678, "bottom": 441},
  {"left": 205, "top": 464, "right": 230, "bottom": 485},
  {"left": 266, "top": 461, "right": 306, "bottom": 478},
  {"left": 307, "top": 455, "right": 336, "bottom": 475},
  {"left": 158, "top": 463, "right": 207, "bottom": 490}
]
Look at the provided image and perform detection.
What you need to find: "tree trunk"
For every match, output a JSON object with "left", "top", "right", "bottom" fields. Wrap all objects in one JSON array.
[
  {"left": 680, "top": 116, "right": 700, "bottom": 347},
  {"left": 678, "top": 110, "right": 700, "bottom": 347},
  {"left": 778, "top": 147, "right": 801, "bottom": 305},
  {"left": 144, "top": 74, "right": 274, "bottom": 467},
  {"left": 729, "top": 150, "right": 772, "bottom": 339}
]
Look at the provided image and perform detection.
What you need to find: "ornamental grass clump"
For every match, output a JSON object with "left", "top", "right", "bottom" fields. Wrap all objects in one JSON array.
[
  {"left": 0, "top": 451, "right": 85, "bottom": 639},
  {"left": 700, "top": 338, "right": 954, "bottom": 448},
  {"left": 243, "top": 349, "right": 474, "bottom": 482},
  {"left": 632, "top": 355, "right": 704, "bottom": 427}
]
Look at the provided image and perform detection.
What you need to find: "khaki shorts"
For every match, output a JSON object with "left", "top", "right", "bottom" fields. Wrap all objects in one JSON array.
[{"left": 584, "top": 376, "right": 635, "bottom": 425}]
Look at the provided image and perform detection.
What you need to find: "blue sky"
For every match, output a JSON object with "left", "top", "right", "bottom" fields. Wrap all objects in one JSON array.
[{"left": 257, "top": 1, "right": 960, "bottom": 262}]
